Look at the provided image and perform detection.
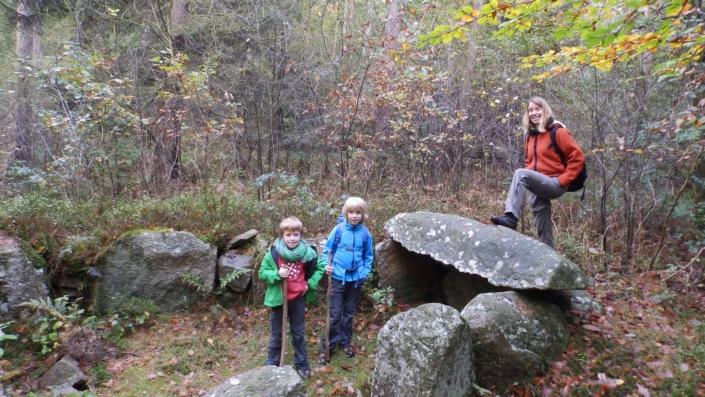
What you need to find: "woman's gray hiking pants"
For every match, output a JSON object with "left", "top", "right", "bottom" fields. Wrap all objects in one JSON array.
[{"left": 505, "top": 168, "right": 568, "bottom": 250}]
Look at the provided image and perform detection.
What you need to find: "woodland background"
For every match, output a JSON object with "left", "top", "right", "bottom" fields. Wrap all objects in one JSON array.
[{"left": 0, "top": 0, "right": 704, "bottom": 396}]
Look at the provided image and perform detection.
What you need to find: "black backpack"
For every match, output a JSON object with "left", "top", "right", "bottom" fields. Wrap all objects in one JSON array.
[{"left": 527, "top": 124, "right": 588, "bottom": 200}]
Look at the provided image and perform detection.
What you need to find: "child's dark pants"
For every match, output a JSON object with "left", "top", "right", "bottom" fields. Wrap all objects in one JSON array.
[
  {"left": 322, "top": 278, "right": 362, "bottom": 353},
  {"left": 265, "top": 295, "right": 308, "bottom": 370}
]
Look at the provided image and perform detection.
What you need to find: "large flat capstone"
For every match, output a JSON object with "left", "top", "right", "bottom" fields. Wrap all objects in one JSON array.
[{"left": 384, "top": 212, "right": 589, "bottom": 290}]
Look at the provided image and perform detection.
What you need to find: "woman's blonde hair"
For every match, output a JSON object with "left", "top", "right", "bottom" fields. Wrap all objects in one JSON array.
[
  {"left": 521, "top": 96, "right": 554, "bottom": 134},
  {"left": 279, "top": 216, "right": 303, "bottom": 236},
  {"left": 341, "top": 197, "right": 367, "bottom": 224}
]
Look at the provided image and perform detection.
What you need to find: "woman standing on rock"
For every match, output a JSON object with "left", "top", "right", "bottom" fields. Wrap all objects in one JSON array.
[{"left": 490, "top": 96, "right": 585, "bottom": 249}]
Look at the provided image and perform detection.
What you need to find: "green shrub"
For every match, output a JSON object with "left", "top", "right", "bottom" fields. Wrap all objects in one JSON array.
[{"left": 0, "top": 321, "right": 18, "bottom": 358}]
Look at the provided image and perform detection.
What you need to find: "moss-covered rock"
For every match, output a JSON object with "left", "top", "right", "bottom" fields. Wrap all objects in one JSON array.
[
  {"left": 96, "top": 230, "right": 216, "bottom": 314},
  {"left": 372, "top": 303, "right": 475, "bottom": 397},
  {"left": 461, "top": 291, "right": 569, "bottom": 388},
  {"left": 0, "top": 236, "right": 49, "bottom": 321}
]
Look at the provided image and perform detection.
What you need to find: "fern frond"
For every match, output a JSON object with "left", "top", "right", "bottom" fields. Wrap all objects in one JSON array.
[
  {"left": 179, "top": 272, "right": 205, "bottom": 292},
  {"left": 219, "top": 269, "right": 250, "bottom": 289},
  {"left": 109, "top": 296, "right": 160, "bottom": 317},
  {"left": 19, "top": 296, "right": 68, "bottom": 320}
]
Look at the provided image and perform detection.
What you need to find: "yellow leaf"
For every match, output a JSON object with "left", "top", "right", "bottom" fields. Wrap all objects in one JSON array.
[{"left": 461, "top": 14, "right": 474, "bottom": 23}]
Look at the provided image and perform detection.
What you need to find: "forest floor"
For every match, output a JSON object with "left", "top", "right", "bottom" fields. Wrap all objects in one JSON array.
[{"left": 5, "top": 269, "right": 704, "bottom": 397}]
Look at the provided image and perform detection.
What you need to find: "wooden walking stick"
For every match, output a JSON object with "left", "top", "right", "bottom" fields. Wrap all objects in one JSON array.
[
  {"left": 325, "top": 256, "right": 332, "bottom": 362},
  {"left": 280, "top": 272, "right": 288, "bottom": 367}
]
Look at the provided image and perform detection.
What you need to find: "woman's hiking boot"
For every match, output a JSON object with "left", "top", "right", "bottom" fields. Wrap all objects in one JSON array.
[{"left": 491, "top": 213, "right": 518, "bottom": 230}]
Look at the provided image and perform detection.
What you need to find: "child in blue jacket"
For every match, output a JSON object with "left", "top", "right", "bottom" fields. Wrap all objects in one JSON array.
[{"left": 318, "top": 197, "right": 374, "bottom": 363}]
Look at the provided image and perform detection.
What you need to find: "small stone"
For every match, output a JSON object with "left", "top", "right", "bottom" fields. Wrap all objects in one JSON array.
[{"left": 226, "top": 230, "right": 259, "bottom": 250}]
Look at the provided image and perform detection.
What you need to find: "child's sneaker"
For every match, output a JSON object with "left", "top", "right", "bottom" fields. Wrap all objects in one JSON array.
[{"left": 342, "top": 347, "right": 355, "bottom": 358}]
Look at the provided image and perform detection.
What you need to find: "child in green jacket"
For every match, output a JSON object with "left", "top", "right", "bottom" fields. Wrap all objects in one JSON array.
[{"left": 258, "top": 216, "right": 325, "bottom": 379}]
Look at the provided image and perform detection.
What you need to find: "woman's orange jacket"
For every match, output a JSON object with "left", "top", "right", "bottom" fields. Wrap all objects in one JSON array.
[{"left": 524, "top": 124, "right": 585, "bottom": 187}]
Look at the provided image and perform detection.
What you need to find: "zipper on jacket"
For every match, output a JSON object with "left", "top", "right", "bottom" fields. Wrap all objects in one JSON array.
[
  {"left": 352, "top": 227, "right": 357, "bottom": 271},
  {"left": 532, "top": 134, "right": 538, "bottom": 171}
]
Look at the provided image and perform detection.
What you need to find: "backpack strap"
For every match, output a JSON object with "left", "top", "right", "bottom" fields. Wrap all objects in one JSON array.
[
  {"left": 330, "top": 223, "right": 344, "bottom": 259},
  {"left": 270, "top": 246, "right": 279, "bottom": 268},
  {"left": 304, "top": 243, "right": 317, "bottom": 280},
  {"left": 304, "top": 257, "right": 316, "bottom": 280},
  {"left": 361, "top": 226, "right": 370, "bottom": 264},
  {"left": 548, "top": 125, "right": 568, "bottom": 167},
  {"left": 549, "top": 124, "right": 588, "bottom": 201}
]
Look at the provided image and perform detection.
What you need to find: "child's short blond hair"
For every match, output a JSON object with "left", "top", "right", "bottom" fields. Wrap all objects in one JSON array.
[
  {"left": 279, "top": 216, "right": 303, "bottom": 236},
  {"left": 341, "top": 197, "right": 367, "bottom": 224}
]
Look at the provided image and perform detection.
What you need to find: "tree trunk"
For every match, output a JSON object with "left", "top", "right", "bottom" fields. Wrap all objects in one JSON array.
[
  {"left": 370, "top": 0, "right": 405, "bottom": 182},
  {"left": 14, "top": 0, "right": 40, "bottom": 163},
  {"left": 170, "top": 0, "right": 188, "bottom": 50},
  {"left": 171, "top": 0, "right": 189, "bottom": 26},
  {"left": 154, "top": 0, "right": 189, "bottom": 183},
  {"left": 384, "top": 0, "right": 403, "bottom": 50}
]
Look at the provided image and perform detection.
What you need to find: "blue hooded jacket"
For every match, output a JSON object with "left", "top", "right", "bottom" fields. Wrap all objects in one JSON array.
[{"left": 321, "top": 216, "right": 373, "bottom": 286}]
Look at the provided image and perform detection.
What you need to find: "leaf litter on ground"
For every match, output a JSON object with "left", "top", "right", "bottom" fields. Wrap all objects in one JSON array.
[{"left": 4, "top": 270, "right": 704, "bottom": 396}]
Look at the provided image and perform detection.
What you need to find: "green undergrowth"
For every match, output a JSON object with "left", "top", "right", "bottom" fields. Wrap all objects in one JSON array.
[
  {"left": 0, "top": 176, "right": 458, "bottom": 278},
  {"left": 0, "top": 169, "right": 684, "bottom": 280}
]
